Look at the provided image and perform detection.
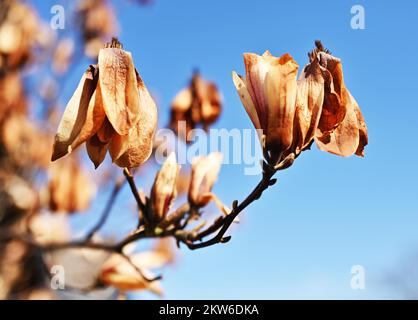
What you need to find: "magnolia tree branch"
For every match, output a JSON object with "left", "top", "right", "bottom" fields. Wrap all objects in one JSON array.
[
  {"left": 0, "top": 163, "right": 280, "bottom": 286},
  {"left": 180, "top": 164, "right": 277, "bottom": 249}
]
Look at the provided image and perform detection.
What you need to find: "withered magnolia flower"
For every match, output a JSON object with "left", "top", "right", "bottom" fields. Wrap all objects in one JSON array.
[
  {"left": 2, "top": 114, "right": 52, "bottom": 168},
  {"left": 100, "top": 239, "right": 175, "bottom": 294},
  {"left": 0, "top": 72, "right": 26, "bottom": 124},
  {"left": 232, "top": 51, "right": 299, "bottom": 162},
  {"left": 150, "top": 152, "right": 180, "bottom": 222},
  {"left": 77, "top": 0, "right": 117, "bottom": 58},
  {"left": 307, "top": 42, "right": 368, "bottom": 157},
  {"left": 48, "top": 159, "right": 95, "bottom": 213},
  {"left": 52, "top": 38, "right": 74, "bottom": 75},
  {"left": 51, "top": 39, "right": 158, "bottom": 168},
  {"left": 232, "top": 41, "right": 368, "bottom": 164},
  {"left": 0, "top": 0, "right": 45, "bottom": 72},
  {"left": 188, "top": 152, "right": 223, "bottom": 207},
  {"left": 170, "top": 72, "right": 222, "bottom": 141}
]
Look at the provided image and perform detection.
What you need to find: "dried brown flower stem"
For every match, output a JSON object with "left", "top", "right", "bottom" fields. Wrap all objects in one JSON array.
[{"left": 123, "top": 168, "right": 147, "bottom": 224}]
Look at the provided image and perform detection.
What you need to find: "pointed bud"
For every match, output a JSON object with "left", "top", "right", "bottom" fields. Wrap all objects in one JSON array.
[{"left": 150, "top": 152, "right": 180, "bottom": 222}]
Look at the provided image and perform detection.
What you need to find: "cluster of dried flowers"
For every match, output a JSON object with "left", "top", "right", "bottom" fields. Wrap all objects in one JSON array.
[
  {"left": 232, "top": 40, "right": 368, "bottom": 168},
  {"left": 0, "top": 0, "right": 368, "bottom": 301},
  {"left": 0, "top": 0, "right": 174, "bottom": 299}
]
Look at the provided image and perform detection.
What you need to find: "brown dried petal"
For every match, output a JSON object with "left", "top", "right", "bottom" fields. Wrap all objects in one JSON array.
[
  {"left": 295, "top": 59, "right": 325, "bottom": 151},
  {"left": 51, "top": 66, "right": 99, "bottom": 161},
  {"left": 98, "top": 48, "right": 140, "bottom": 135},
  {"left": 114, "top": 76, "right": 157, "bottom": 168},
  {"left": 86, "top": 134, "right": 108, "bottom": 168},
  {"left": 317, "top": 52, "right": 348, "bottom": 133},
  {"left": 315, "top": 92, "right": 361, "bottom": 157}
]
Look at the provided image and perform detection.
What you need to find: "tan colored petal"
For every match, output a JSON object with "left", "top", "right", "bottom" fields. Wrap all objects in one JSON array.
[
  {"left": 263, "top": 53, "right": 299, "bottom": 156},
  {"left": 150, "top": 152, "right": 180, "bottom": 222},
  {"left": 70, "top": 77, "right": 106, "bottom": 151},
  {"left": 98, "top": 48, "right": 140, "bottom": 135},
  {"left": 295, "top": 59, "right": 325, "bottom": 151},
  {"left": 51, "top": 66, "right": 99, "bottom": 161},
  {"left": 232, "top": 71, "right": 261, "bottom": 130},
  {"left": 86, "top": 134, "right": 108, "bottom": 168},
  {"left": 114, "top": 76, "right": 157, "bottom": 168}
]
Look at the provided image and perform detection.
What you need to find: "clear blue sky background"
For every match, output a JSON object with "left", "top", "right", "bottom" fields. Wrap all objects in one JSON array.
[{"left": 31, "top": 0, "right": 418, "bottom": 299}]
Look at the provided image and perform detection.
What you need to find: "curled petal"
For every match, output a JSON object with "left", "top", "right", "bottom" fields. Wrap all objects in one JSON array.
[
  {"left": 317, "top": 52, "right": 348, "bottom": 133},
  {"left": 51, "top": 66, "right": 98, "bottom": 161},
  {"left": 315, "top": 92, "right": 361, "bottom": 157},
  {"left": 98, "top": 48, "right": 140, "bottom": 135},
  {"left": 354, "top": 101, "right": 368, "bottom": 157}
]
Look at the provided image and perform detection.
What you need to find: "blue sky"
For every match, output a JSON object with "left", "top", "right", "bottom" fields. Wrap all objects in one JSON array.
[{"left": 31, "top": 0, "right": 418, "bottom": 299}]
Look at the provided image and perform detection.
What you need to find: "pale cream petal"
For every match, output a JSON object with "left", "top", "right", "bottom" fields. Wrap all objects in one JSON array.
[
  {"left": 232, "top": 71, "right": 261, "bottom": 130},
  {"left": 150, "top": 152, "right": 179, "bottom": 221},
  {"left": 188, "top": 152, "right": 222, "bottom": 207}
]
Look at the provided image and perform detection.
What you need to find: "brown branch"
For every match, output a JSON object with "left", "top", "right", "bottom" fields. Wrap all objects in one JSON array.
[
  {"left": 182, "top": 165, "right": 277, "bottom": 250},
  {"left": 123, "top": 168, "right": 147, "bottom": 225}
]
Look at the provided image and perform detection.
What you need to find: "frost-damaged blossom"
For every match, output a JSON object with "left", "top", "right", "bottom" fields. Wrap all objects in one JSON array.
[
  {"left": 51, "top": 38, "right": 157, "bottom": 168},
  {"left": 0, "top": 0, "right": 51, "bottom": 73},
  {"left": 48, "top": 159, "right": 96, "bottom": 213},
  {"left": 232, "top": 41, "right": 368, "bottom": 167},
  {"left": 150, "top": 152, "right": 180, "bottom": 223},
  {"left": 100, "top": 239, "right": 175, "bottom": 295},
  {"left": 170, "top": 71, "right": 222, "bottom": 142},
  {"left": 77, "top": 0, "right": 117, "bottom": 58}
]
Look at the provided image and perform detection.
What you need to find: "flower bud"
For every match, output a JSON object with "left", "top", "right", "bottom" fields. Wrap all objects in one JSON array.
[{"left": 150, "top": 152, "right": 180, "bottom": 222}]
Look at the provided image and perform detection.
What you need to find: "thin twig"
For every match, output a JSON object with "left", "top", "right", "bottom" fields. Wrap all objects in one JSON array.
[
  {"left": 123, "top": 168, "right": 147, "bottom": 225},
  {"left": 85, "top": 178, "right": 125, "bottom": 241},
  {"left": 182, "top": 166, "right": 277, "bottom": 249}
]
